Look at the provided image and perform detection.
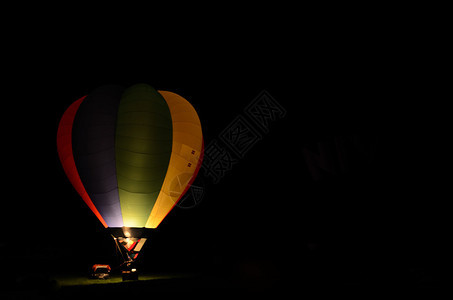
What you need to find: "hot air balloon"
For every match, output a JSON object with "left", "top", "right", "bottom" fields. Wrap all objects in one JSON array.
[{"left": 57, "top": 84, "right": 204, "bottom": 269}]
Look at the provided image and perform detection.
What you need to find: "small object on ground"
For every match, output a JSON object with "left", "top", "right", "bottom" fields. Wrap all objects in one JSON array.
[{"left": 90, "top": 264, "right": 111, "bottom": 279}]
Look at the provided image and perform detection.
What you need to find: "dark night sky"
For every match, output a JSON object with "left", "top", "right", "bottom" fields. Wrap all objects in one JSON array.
[{"left": 4, "top": 18, "right": 450, "bottom": 288}]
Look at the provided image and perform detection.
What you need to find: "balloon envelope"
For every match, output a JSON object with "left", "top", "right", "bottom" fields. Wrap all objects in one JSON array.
[{"left": 57, "top": 84, "right": 203, "bottom": 229}]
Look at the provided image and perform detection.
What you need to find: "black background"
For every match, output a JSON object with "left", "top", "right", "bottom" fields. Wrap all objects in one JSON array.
[{"left": 3, "top": 11, "right": 450, "bottom": 290}]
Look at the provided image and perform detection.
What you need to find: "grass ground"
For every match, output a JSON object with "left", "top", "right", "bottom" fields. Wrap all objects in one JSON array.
[
  {"left": 2, "top": 267, "right": 444, "bottom": 297},
  {"left": 55, "top": 272, "right": 191, "bottom": 287},
  {"left": 3, "top": 272, "right": 218, "bottom": 298}
]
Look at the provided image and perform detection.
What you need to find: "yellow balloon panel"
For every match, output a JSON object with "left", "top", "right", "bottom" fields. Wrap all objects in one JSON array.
[{"left": 145, "top": 91, "right": 203, "bottom": 228}]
